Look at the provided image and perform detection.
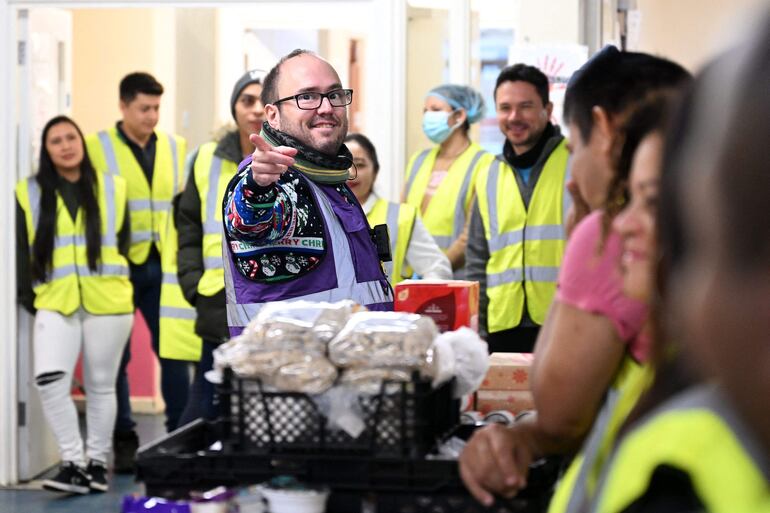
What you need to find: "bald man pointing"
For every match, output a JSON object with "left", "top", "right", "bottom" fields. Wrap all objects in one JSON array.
[{"left": 222, "top": 49, "right": 393, "bottom": 335}]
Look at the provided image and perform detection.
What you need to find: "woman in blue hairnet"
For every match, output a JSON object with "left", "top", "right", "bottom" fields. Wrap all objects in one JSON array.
[{"left": 402, "top": 84, "right": 488, "bottom": 278}]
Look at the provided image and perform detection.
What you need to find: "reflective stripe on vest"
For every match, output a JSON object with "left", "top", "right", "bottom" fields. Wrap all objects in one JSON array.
[
  {"left": 38, "top": 263, "right": 129, "bottom": 284},
  {"left": 28, "top": 174, "right": 120, "bottom": 248},
  {"left": 160, "top": 269, "right": 198, "bottom": 320},
  {"left": 225, "top": 180, "right": 392, "bottom": 329},
  {"left": 168, "top": 135, "right": 179, "bottom": 197},
  {"left": 434, "top": 149, "right": 485, "bottom": 249},
  {"left": 98, "top": 130, "right": 119, "bottom": 173},
  {"left": 158, "top": 200, "right": 201, "bottom": 361},
  {"left": 382, "top": 201, "right": 400, "bottom": 280},
  {"left": 404, "top": 149, "right": 431, "bottom": 199},
  {"left": 562, "top": 156, "right": 573, "bottom": 233},
  {"left": 477, "top": 140, "right": 569, "bottom": 331},
  {"left": 366, "top": 198, "right": 416, "bottom": 285},
  {"left": 203, "top": 156, "right": 225, "bottom": 239},
  {"left": 98, "top": 130, "right": 180, "bottom": 196},
  {"left": 594, "top": 385, "right": 770, "bottom": 513},
  {"left": 404, "top": 144, "right": 487, "bottom": 250},
  {"left": 17, "top": 174, "right": 132, "bottom": 315},
  {"left": 160, "top": 306, "right": 197, "bottom": 320},
  {"left": 487, "top": 266, "right": 560, "bottom": 287},
  {"left": 89, "top": 128, "right": 184, "bottom": 264},
  {"left": 196, "top": 144, "right": 239, "bottom": 297},
  {"left": 547, "top": 357, "right": 653, "bottom": 513}
]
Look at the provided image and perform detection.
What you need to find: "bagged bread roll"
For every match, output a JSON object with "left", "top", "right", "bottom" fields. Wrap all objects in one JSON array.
[
  {"left": 211, "top": 335, "right": 250, "bottom": 374},
  {"left": 230, "top": 349, "right": 308, "bottom": 379},
  {"left": 243, "top": 300, "right": 362, "bottom": 354},
  {"left": 272, "top": 356, "right": 339, "bottom": 395},
  {"left": 339, "top": 367, "right": 412, "bottom": 395},
  {"left": 329, "top": 312, "right": 439, "bottom": 369}
]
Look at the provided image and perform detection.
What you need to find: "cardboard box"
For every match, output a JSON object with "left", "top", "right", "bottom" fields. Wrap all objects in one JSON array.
[
  {"left": 475, "top": 390, "right": 535, "bottom": 415},
  {"left": 480, "top": 352, "right": 534, "bottom": 391},
  {"left": 394, "top": 280, "right": 479, "bottom": 332}
]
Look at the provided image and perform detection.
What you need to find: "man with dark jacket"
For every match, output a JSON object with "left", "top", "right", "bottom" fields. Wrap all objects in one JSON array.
[
  {"left": 465, "top": 64, "right": 570, "bottom": 354},
  {"left": 174, "top": 70, "right": 265, "bottom": 422}
]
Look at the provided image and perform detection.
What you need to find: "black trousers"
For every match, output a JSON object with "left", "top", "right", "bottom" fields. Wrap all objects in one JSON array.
[{"left": 486, "top": 326, "right": 540, "bottom": 354}]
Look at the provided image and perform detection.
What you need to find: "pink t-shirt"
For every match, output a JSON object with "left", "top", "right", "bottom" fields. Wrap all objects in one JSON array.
[{"left": 555, "top": 211, "right": 650, "bottom": 362}]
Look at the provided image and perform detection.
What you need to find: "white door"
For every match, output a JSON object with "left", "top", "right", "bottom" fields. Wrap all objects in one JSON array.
[{"left": 16, "top": 6, "right": 73, "bottom": 481}]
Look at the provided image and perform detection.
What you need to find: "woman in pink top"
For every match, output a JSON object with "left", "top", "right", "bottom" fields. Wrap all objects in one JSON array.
[{"left": 555, "top": 209, "right": 649, "bottom": 362}]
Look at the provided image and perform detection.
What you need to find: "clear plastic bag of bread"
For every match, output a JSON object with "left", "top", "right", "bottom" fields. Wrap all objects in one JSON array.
[
  {"left": 328, "top": 311, "right": 439, "bottom": 370},
  {"left": 241, "top": 299, "right": 363, "bottom": 355},
  {"left": 210, "top": 337, "right": 338, "bottom": 393},
  {"left": 272, "top": 355, "right": 339, "bottom": 395},
  {"left": 338, "top": 367, "right": 413, "bottom": 395}
]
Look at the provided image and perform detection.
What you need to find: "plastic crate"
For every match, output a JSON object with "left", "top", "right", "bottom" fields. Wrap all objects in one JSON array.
[
  {"left": 373, "top": 491, "right": 550, "bottom": 513},
  {"left": 218, "top": 369, "right": 460, "bottom": 457},
  {"left": 137, "top": 420, "right": 557, "bottom": 513}
]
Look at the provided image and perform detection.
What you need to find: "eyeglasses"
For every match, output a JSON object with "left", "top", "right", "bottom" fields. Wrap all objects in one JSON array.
[{"left": 273, "top": 88, "right": 353, "bottom": 110}]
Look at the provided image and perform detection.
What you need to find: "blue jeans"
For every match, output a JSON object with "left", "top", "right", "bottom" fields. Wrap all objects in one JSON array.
[
  {"left": 178, "top": 339, "right": 220, "bottom": 426},
  {"left": 114, "top": 249, "right": 191, "bottom": 433}
]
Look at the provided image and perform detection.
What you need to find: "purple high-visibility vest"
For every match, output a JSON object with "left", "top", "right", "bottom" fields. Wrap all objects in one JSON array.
[{"left": 224, "top": 173, "right": 393, "bottom": 336}]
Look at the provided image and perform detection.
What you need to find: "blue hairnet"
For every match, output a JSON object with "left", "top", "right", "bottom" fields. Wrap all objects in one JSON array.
[{"left": 426, "top": 84, "right": 486, "bottom": 124}]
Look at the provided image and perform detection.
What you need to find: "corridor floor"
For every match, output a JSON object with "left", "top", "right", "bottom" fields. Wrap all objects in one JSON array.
[{"left": 0, "top": 414, "right": 165, "bottom": 513}]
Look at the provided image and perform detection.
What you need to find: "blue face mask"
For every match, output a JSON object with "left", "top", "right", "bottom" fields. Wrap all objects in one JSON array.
[{"left": 422, "top": 110, "right": 461, "bottom": 144}]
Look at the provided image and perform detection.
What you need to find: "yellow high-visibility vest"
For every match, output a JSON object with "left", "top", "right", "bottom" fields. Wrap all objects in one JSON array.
[
  {"left": 366, "top": 197, "right": 416, "bottom": 285},
  {"left": 403, "top": 142, "right": 487, "bottom": 251},
  {"left": 475, "top": 140, "right": 569, "bottom": 332},
  {"left": 16, "top": 173, "right": 133, "bottom": 315},
  {"left": 547, "top": 356, "right": 653, "bottom": 513},
  {"left": 595, "top": 386, "right": 770, "bottom": 513},
  {"left": 158, "top": 201, "right": 201, "bottom": 361},
  {"left": 86, "top": 127, "right": 186, "bottom": 265},
  {"left": 193, "top": 142, "right": 239, "bottom": 296}
]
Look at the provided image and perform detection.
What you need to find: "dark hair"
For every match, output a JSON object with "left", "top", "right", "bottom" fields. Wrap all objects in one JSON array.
[
  {"left": 261, "top": 49, "right": 316, "bottom": 106},
  {"left": 564, "top": 52, "right": 690, "bottom": 145},
  {"left": 494, "top": 64, "right": 550, "bottom": 105},
  {"left": 344, "top": 133, "right": 380, "bottom": 174},
  {"left": 601, "top": 94, "right": 678, "bottom": 241},
  {"left": 32, "top": 116, "right": 102, "bottom": 282},
  {"left": 120, "top": 72, "right": 164, "bottom": 104}
]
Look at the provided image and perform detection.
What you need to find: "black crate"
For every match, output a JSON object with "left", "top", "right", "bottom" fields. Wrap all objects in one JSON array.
[
  {"left": 374, "top": 491, "right": 550, "bottom": 513},
  {"left": 217, "top": 369, "right": 459, "bottom": 457},
  {"left": 137, "top": 420, "right": 557, "bottom": 513}
]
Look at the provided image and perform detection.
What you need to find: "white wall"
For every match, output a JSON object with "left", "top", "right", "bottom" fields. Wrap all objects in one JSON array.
[
  {"left": 634, "top": 0, "right": 767, "bottom": 71},
  {"left": 0, "top": 0, "right": 19, "bottom": 487},
  {"left": 516, "top": 0, "right": 579, "bottom": 45},
  {"left": 175, "top": 8, "right": 218, "bottom": 149},
  {"left": 405, "top": 7, "right": 448, "bottom": 162}
]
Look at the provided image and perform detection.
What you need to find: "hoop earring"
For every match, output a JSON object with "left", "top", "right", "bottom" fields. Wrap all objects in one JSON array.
[{"left": 348, "top": 162, "right": 358, "bottom": 180}]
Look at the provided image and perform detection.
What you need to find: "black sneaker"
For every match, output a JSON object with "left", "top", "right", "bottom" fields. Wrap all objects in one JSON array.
[
  {"left": 42, "top": 461, "right": 91, "bottom": 495},
  {"left": 112, "top": 430, "right": 139, "bottom": 474},
  {"left": 86, "top": 460, "right": 108, "bottom": 492}
]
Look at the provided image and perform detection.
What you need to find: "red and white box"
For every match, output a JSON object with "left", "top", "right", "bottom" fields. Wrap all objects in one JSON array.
[
  {"left": 394, "top": 280, "right": 479, "bottom": 333},
  {"left": 475, "top": 390, "right": 535, "bottom": 415},
  {"left": 480, "top": 352, "right": 534, "bottom": 391}
]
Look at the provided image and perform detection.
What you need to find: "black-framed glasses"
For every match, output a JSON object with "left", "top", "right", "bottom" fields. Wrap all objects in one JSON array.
[{"left": 273, "top": 88, "right": 353, "bottom": 110}]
